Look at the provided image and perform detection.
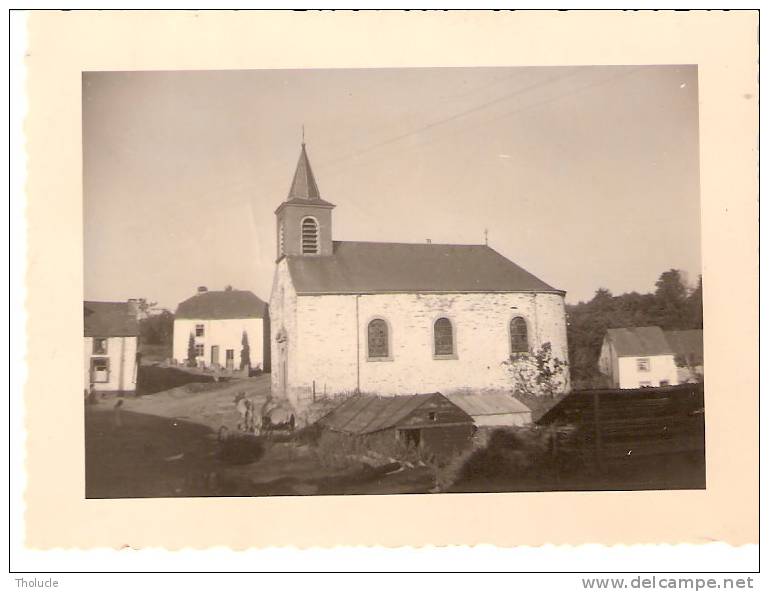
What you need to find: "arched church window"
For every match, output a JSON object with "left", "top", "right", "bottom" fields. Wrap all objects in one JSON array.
[
  {"left": 434, "top": 317, "right": 454, "bottom": 357},
  {"left": 301, "top": 217, "right": 319, "bottom": 254},
  {"left": 510, "top": 317, "right": 529, "bottom": 353},
  {"left": 367, "top": 319, "right": 389, "bottom": 358}
]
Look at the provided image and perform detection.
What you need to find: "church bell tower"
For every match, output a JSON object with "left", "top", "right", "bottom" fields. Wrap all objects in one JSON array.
[{"left": 275, "top": 142, "right": 335, "bottom": 260}]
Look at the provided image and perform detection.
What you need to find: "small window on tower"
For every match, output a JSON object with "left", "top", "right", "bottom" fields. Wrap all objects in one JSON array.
[{"left": 301, "top": 217, "right": 319, "bottom": 254}]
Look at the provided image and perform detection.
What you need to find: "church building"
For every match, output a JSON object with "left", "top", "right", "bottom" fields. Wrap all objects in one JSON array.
[{"left": 269, "top": 143, "right": 569, "bottom": 421}]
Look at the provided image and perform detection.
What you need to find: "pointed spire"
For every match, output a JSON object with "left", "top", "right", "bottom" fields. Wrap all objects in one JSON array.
[{"left": 287, "top": 142, "right": 321, "bottom": 200}]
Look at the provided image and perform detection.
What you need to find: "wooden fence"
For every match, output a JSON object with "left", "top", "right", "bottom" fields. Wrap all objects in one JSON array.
[{"left": 537, "top": 383, "right": 705, "bottom": 472}]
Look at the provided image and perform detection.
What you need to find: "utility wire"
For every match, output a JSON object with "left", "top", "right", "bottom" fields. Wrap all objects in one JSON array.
[
  {"left": 319, "top": 67, "right": 643, "bottom": 180},
  {"left": 316, "top": 70, "right": 583, "bottom": 170}
]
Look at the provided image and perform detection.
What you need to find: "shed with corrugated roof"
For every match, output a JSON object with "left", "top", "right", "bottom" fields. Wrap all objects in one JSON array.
[
  {"left": 444, "top": 391, "right": 532, "bottom": 427},
  {"left": 318, "top": 392, "right": 475, "bottom": 457}
]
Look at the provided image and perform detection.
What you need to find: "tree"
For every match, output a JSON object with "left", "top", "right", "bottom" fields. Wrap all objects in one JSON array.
[
  {"left": 502, "top": 342, "right": 569, "bottom": 397},
  {"left": 240, "top": 330, "right": 251, "bottom": 370},
  {"left": 687, "top": 275, "right": 703, "bottom": 329},
  {"left": 139, "top": 310, "right": 174, "bottom": 345},
  {"left": 186, "top": 332, "right": 197, "bottom": 367},
  {"left": 130, "top": 298, "right": 157, "bottom": 320},
  {"left": 654, "top": 269, "right": 689, "bottom": 330}
]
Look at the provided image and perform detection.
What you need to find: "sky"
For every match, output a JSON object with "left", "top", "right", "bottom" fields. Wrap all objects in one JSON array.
[{"left": 83, "top": 65, "right": 701, "bottom": 309}]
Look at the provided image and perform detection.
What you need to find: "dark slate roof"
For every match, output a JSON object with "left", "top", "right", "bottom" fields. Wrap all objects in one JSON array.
[
  {"left": 319, "top": 393, "right": 472, "bottom": 435},
  {"left": 444, "top": 391, "right": 531, "bottom": 417},
  {"left": 288, "top": 143, "right": 322, "bottom": 200},
  {"left": 84, "top": 301, "right": 139, "bottom": 337},
  {"left": 175, "top": 290, "right": 267, "bottom": 320},
  {"left": 287, "top": 241, "right": 562, "bottom": 295},
  {"left": 665, "top": 330, "right": 704, "bottom": 358},
  {"left": 605, "top": 326, "right": 673, "bottom": 357}
]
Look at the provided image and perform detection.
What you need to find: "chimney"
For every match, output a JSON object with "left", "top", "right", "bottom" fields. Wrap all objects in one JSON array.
[
  {"left": 426, "top": 239, "right": 432, "bottom": 244},
  {"left": 225, "top": 285, "right": 233, "bottom": 291},
  {"left": 197, "top": 286, "right": 208, "bottom": 293}
]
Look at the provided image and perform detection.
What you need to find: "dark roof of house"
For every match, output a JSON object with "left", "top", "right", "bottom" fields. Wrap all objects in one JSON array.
[
  {"left": 287, "top": 241, "right": 562, "bottom": 295},
  {"left": 444, "top": 391, "right": 531, "bottom": 417},
  {"left": 84, "top": 301, "right": 139, "bottom": 337},
  {"left": 664, "top": 330, "right": 704, "bottom": 358},
  {"left": 175, "top": 290, "right": 267, "bottom": 320},
  {"left": 319, "top": 392, "right": 473, "bottom": 435},
  {"left": 605, "top": 326, "right": 673, "bottom": 357}
]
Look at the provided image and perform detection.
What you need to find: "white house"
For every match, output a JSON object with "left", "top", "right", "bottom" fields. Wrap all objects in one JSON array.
[
  {"left": 173, "top": 287, "right": 268, "bottom": 371},
  {"left": 598, "top": 326, "right": 680, "bottom": 389},
  {"left": 84, "top": 301, "right": 140, "bottom": 394},
  {"left": 269, "top": 143, "right": 570, "bottom": 423}
]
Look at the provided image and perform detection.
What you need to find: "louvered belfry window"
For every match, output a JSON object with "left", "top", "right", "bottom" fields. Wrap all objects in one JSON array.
[
  {"left": 510, "top": 317, "right": 529, "bottom": 353},
  {"left": 434, "top": 317, "right": 454, "bottom": 356},
  {"left": 301, "top": 217, "right": 319, "bottom": 254},
  {"left": 368, "top": 319, "right": 389, "bottom": 358}
]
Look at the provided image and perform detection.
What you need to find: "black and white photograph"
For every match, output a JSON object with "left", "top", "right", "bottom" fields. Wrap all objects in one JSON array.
[{"left": 82, "top": 64, "right": 705, "bottom": 498}]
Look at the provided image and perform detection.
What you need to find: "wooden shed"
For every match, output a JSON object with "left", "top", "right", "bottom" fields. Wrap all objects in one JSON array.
[{"left": 318, "top": 392, "right": 475, "bottom": 457}]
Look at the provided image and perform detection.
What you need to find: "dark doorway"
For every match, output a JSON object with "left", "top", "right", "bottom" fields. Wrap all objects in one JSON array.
[{"left": 401, "top": 429, "right": 421, "bottom": 448}]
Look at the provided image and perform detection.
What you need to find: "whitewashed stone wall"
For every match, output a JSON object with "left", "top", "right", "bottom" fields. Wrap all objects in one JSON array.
[
  {"left": 173, "top": 317, "right": 264, "bottom": 369},
  {"left": 617, "top": 354, "right": 679, "bottom": 389},
  {"left": 83, "top": 336, "right": 138, "bottom": 393},
  {"left": 282, "top": 291, "right": 569, "bottom": 410},
  {"left": 269, "top": 259, "right": 300, "bottom": 407}
]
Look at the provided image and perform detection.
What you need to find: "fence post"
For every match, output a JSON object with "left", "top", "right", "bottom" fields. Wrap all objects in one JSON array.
[{"left": 593, "top": 391, "right": 605, "bottom": 473}]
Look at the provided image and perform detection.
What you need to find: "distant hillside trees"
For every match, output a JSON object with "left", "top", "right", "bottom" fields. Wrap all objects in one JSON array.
[{"left": 567, "top": 269, "right": 703, "bottom": 389}]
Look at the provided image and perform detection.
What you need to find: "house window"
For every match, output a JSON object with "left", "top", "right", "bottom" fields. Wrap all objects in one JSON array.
[
  {"left": 428, "top": 412, "right": 437, "bottom": 422},
  {"left": 434, "top": 317, "right": 454, "bottom": 357},
  {"left": 637, "top": 358, "right": 650, "bottom": 372},
  {"left": 195, "top": 324, "right": 205, "bottom": 337},
  {"left": 367, "top": 318, "right": 389, "bottom": 359},
  {"left": 301, "top": 217, "right": 319, "bottom": 254},
  {"left": 226, "top": 349, "right": 235, "bottom": 361},
  {"left": 90, "top": 357, "right": 110, "bottom": 383},
  {"left": 92, "top": 338, "right": 108, "bottom": 355},
  {"left": 194, "top": 344, "right": 204, "bottom": 357},
  {"left": 510, "top": 317, "right": 528, "bottom": 353}
]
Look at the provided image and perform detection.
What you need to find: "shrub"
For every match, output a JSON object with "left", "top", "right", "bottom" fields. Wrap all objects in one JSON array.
[{"left": 218, "top": 433, "right": 265, "bottom": 465}]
